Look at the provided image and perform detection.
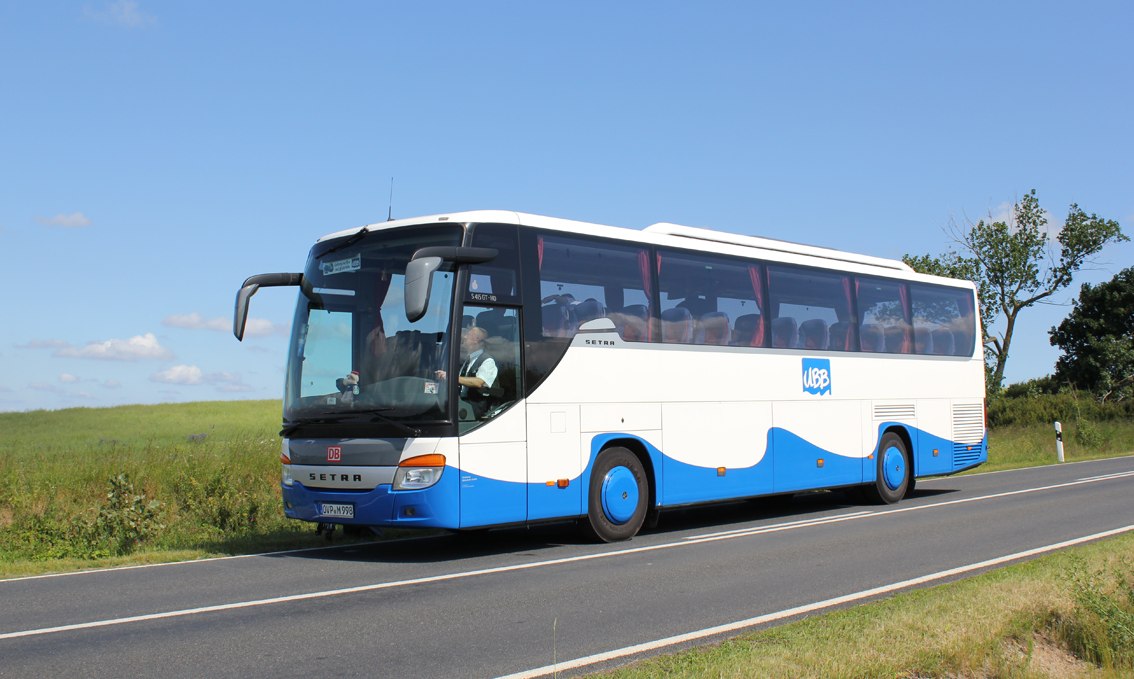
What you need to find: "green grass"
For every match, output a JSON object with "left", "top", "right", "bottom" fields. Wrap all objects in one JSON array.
[
  {"left": 981, "top": 419, "right": 1134, "bottom": 473},
  {"left": 0, "top": 400, "right": 334, "bottom": 576},
  {"left": 603, "top": 532, "right": 1134, "bottom": 678}
]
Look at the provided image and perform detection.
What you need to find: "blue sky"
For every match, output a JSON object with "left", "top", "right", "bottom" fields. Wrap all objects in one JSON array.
[{"left": 2, "top": 1, "right": 1132, "bottom": 412}]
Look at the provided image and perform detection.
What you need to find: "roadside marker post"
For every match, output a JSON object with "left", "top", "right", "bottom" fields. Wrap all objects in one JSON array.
[{"left": 1054, "top": 421, "right": 1065, "bottom": 463}]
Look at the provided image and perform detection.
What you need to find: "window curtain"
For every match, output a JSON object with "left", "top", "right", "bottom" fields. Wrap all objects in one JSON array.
[
  {"left": 898, "top": 283, "right": 912, "bottom": 353},
  {"left": 747, "top": 264, "right": 765, "bottom": 347},
  {"left": 840, "top": 276, "right": 856, "bottom": 350}
]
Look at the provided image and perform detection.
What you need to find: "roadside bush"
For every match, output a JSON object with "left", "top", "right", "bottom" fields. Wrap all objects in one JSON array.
[
  {"left": 172, "top": 465, "right": 263, "bottom": 535},
  {"left": 0, "top": 474, "right": 163, "bottom": 561},
  {"left": 987, "top": 387, "right": 1134, "bottom": 428},
  {"left": 92, "top": 473, "right": 164, "bottom": 556}
]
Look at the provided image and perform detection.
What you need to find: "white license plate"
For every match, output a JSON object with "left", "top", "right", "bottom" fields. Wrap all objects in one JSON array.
[{"left": 319, "top": 503, "right": 354, "bottom": 519}]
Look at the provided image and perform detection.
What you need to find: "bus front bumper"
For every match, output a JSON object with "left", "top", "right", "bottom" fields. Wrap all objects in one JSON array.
[{"left": 281, "top": 468, "right": 459, "bottom": 529}]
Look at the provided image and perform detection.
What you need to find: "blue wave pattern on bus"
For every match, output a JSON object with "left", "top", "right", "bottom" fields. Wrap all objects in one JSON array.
[{"left": 280, "top": 425, "right": 987, "bottom": 529}]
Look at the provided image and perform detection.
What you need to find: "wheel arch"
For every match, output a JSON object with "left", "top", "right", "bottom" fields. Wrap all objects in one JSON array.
[{"left": 589, "top": 434, "right": 660, "bottom": 511}]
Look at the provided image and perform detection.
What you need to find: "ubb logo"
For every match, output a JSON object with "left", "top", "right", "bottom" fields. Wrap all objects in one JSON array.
[{"left": 802, "top": 358, "right": 832, "bottom": 396}]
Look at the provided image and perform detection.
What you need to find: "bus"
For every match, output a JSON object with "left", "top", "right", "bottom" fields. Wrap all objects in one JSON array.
[{"left": 234, "top": 210, "right": 987, "bottom": 542}]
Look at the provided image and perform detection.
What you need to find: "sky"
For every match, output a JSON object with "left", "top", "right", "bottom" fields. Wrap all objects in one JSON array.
[{"left": 2, "top": 1, "right": 1132, "bottom": 412}]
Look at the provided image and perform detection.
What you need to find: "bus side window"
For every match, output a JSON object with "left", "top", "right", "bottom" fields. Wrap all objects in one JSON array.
[
  {"left": 656, "top": 248, "right": 764, "bottom": 347},
  {"left": 767, "top": 265, "right": 852, "bottom": 351},
  {"left": 857, "top": 276, "right": 911, "bottom": 354},
  {"left": 910, "top": 283, "right": 974, "bottom": 357}
]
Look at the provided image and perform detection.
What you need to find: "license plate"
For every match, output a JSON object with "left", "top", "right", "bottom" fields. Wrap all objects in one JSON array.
[{"left": 319, "top": 503, "right": 354, "bottom": 519}]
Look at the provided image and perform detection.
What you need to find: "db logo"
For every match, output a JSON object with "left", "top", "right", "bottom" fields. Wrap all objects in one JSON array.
[
  {"left": 802, "top": 358, "right": 832, "bottom": 396},
  {"left": 327, "top": 446, "right": 342, "bottom": 462}
]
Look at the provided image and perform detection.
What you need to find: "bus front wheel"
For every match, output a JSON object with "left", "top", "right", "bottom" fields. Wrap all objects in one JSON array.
[
  {"left": 583, "top": 447, "right": 648, "bottom": 542},
  {"left": 866, "top": 432, "right": 910, "bottom": 504}
]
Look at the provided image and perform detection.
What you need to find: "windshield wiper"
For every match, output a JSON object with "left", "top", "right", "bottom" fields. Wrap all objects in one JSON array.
[
  {"left": 355, "top": 408, "right": 421, "bottom": 437},
  {"left": 279, "top": 408, "right": 420, "bottom": 438},
  {"left": 316, "top": 226, "right": 370, "bottom": 259}
]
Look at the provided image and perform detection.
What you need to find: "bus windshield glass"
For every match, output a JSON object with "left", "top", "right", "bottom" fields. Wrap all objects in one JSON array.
[{"left": 284, "top": 225, "right": 463, "bottom": 427}]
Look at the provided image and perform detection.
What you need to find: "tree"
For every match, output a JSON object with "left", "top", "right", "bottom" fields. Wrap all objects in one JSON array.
[
  {"left": 1050, "top": 268, "right": 1134, "bottom": 402},
  {"left": 904, "top": 189, "right": 1127, "bottom": 390}
]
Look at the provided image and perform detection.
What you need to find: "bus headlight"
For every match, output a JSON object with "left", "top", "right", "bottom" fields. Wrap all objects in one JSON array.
[
  {"left": 393, "top": 454, "right": 446, "bottom": 490},
  {"left": 282, "top": 465, "right": 294, "bottom": 487}
]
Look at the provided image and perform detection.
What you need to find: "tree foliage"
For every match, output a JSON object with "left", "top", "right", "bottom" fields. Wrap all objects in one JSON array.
[
  {"left": 905, "top": 189, "right": 1126, "bottom": 390},
  {"left": 1050, "top": 268, "right": 1134, "bottom": 402}
]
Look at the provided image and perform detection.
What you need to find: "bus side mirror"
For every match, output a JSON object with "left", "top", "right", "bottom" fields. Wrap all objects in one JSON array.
[
  {"left": 404, "top": 246, "right": 498, "bottom": 323},
  {"left": 233, "top": 272, "right": 302, "bottom": 341},
  {"left": 404, "top": 256, "right": 443, "bottom": 323}
]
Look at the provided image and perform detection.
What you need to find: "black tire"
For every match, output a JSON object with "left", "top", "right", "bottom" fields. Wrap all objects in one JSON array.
[
  {"left": 582, "top": 447, "right": 649, "bottom": 542},
  {"left": 864, "top": 432, "right": 910, "bottom": 504}
]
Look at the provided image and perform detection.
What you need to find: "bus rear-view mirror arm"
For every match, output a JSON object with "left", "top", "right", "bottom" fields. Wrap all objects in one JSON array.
[
  {"left": 233, "top": 272, "right": 303, "bottom": 341},
  {"left": 405, "top": 246, "right": 497, "bottom": 322}
]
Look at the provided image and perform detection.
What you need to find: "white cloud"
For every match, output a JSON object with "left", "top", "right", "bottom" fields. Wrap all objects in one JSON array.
[
  {"left": 85, "top": 1, "right": 155, "bottom": 29},
  {"left": 163, "top": 312, "right": 230, "bottom": 332},
  {"left": 56, "top": 332, "right": 173, "bottom": 361},
  {"left": 17, "top": 339, "right": 71, "bottom": 350},
  {"left": 59, "top": 373, "right": 80, "bottom": 383},
  {"left": 36, "top": 212, "right": 91, "bottom": 228},
  {"left": 164, "top": 312, "right": 280, "bottom": 337},
  {"left": 102, "top": 379, "right": 122, "bottom": 389},
  {"left": 208, "top": 372, "right": 254, "bottom": 393},
  {"left": 151, "top": 365, "right": 203, "bottom": 385}
]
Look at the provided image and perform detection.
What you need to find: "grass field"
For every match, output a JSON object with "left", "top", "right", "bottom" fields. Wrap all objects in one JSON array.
[{"left": 0, "top": 400, "right": 316, "bottom": 575}]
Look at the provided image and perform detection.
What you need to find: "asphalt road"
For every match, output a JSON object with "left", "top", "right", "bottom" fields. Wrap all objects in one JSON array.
[{"left": 3, "top": 456, "right": 1133, "bottom": 678}]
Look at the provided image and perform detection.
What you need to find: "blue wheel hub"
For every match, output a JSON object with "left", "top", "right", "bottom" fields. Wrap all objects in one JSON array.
[
  {"left": 601, "top": 466, "right": 639, "bottom": 524},
  {"left": 882, "top": 445, "right": 906, "bottom": 491}
]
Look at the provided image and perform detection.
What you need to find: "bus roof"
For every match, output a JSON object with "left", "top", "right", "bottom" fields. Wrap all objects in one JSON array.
[{"left": 320, "top": 209, "right": 963, "bottom": 284}]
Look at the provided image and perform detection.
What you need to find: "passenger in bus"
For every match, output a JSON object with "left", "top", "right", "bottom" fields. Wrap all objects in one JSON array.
[{"left": 434, "top": 326, "right": 498, "bottom": 418}]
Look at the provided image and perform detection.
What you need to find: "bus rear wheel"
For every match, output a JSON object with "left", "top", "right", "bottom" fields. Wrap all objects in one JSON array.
[
  {"left": 865, "top": 432, "right": 910, "bottom": 504},
  {"left": 583, "top": 447, "right": 648, "bottom": 542}
]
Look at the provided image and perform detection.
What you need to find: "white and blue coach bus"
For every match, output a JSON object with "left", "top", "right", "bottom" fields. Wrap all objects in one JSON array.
[{"left": 234, "top": 211, "right": 987, "bottom": 542}]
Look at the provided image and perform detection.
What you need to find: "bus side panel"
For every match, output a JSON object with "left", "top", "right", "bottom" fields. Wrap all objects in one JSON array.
[
  {"left": 772, "top": 401, "right": 864, "bottom": 493},
  {"left": 915, "top": 399, "right": 954, "bottom": 476},
  {"left": 459, "top": 404, "right": 527, "bottom": 528},
  {"left": 526, "top": 404, "right": 584, "bottom": 521},
  {"left": 661, "top": 402, "right": 772, "bottom": 504}
]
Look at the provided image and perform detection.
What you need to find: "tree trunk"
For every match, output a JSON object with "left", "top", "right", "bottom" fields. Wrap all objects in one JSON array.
[{"left": 992, "top": 308, "right": 1019, "bottom": 389}]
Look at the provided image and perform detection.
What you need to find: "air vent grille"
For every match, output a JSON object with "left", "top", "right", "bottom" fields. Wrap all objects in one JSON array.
[
  {"left": 953, "top": 402, "right": 985, "bottom": 468},
  {"left": 874, "top": 404, "right": 915, "bottom": 421}
]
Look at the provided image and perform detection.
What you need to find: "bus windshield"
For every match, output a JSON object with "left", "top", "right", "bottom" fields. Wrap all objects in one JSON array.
[{"left": 283, "top": 225, "right": 463, "bottom": 429}]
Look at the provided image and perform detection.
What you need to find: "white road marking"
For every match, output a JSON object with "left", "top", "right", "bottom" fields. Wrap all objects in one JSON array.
[
  {"left": 687, "top": 511, "right": 873, "bottom": 540},
  {"left": 497, "top": 524, "right": 1134, "bottom": 679},
  {"left": 1079, "top": 470, "right": 1134, "bottom": 482},
  {"left": 1, "top": 467, "right": 1131, "bottom": 642},
  {"left": 0, "top": 542, "right": 382, "bottom": 584}
]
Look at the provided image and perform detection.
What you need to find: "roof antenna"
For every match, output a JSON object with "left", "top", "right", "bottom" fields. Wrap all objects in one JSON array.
[{"left": 386, "top": 177, "right": 395, "bottom": 221}]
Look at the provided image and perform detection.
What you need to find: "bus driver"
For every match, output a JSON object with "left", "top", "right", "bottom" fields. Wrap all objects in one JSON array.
[{"left": 435, "top": 326, "right": 498, "bottom": 419}]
